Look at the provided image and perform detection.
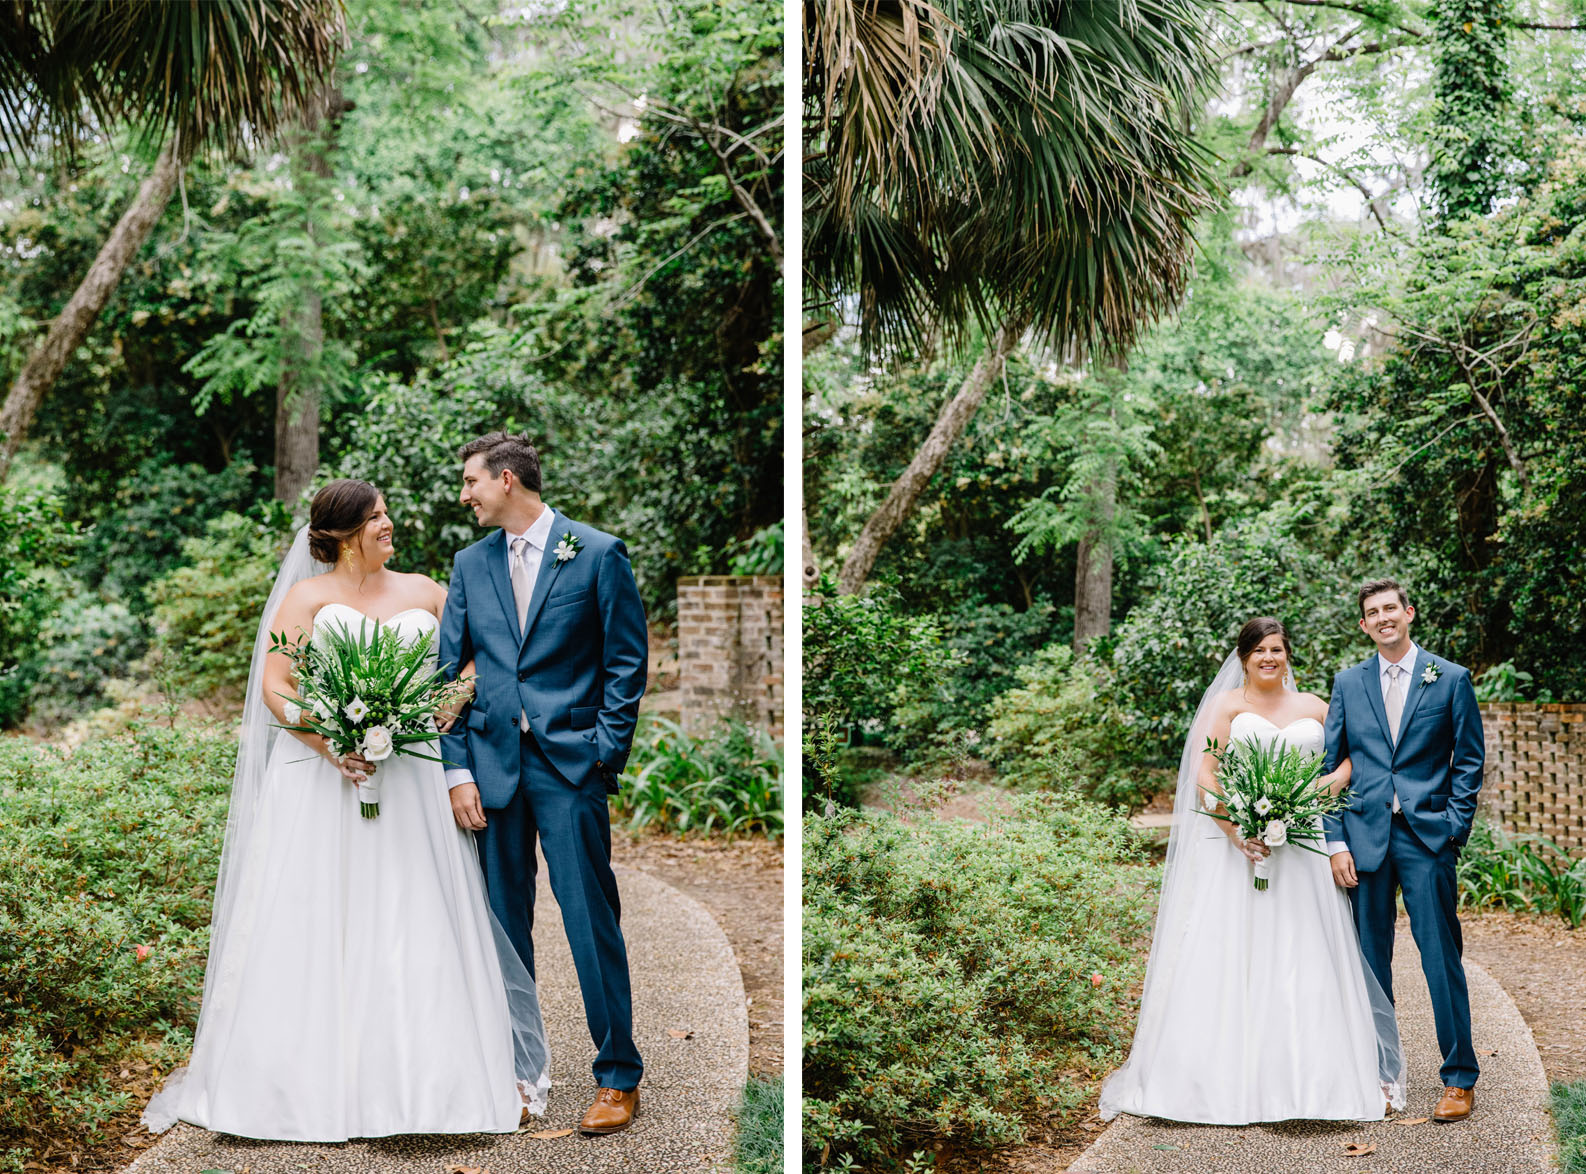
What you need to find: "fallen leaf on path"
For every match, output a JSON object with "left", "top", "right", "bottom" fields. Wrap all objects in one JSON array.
[
  {"left": 1480, "top": 1048, "right": 1498, "bottom": 1056},
  {"left": 444, "top": 1166, "right": 489, "bottom": 1174},
  {"left": 1343, "top": 1142, "right": 1377, "bottom": 1157},
  {"left": 1395, "top": 1117, "right": 1430, "bottom": 1126},
  {"left": 1151, "top": 1143, "right": 1179, "bottom": 1151},
  {"left": 668, "top": 1028, "right": 695, "bottom": 1039},
  {"left": 526, "top": 1129, "right": 575, "bottom": 1139}
]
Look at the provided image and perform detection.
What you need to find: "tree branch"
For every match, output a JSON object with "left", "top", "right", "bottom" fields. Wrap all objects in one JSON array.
[
  {"left": 1229, "top": 0, "right": 1426, "bottom": 36},
  {"left": 1264, "top": 147, "right": 1400, "bottom": 233}
]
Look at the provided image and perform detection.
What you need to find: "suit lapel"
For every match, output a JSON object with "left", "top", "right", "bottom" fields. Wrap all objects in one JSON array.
[
  {"left": 518, "top": 508, "right": 564, "bottom": 652},
  {"left": 1362, "top": 656, "right": 1392, "bottom": 747},
  {"left": 1394, "top": 649, "right": 1431, "bottom": 757},
  {"left": 482, "top": 529, "right": 521, "bottom": 640}
]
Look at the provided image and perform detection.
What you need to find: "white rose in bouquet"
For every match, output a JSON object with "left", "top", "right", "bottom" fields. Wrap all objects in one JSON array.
[
  {"left": 1261, "top": 819, "right": 1289, "bottom": 848},
  {"left": 361, "top": 725, "right": 395, "bottom": 762}
]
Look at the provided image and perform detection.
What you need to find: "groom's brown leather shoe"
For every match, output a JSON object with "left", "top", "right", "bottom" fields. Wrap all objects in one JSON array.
[
  {"left": 1433, "top": 1086, "right": 1474, "bottom": 1122},
  {"left": 579, "top": 1087, "right": 639, "bottom": 1134}
]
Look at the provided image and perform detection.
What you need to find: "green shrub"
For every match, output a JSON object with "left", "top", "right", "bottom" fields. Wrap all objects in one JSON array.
[
  {"left": 802, "top": 575, "right": 964, "bottom": 752},
  {"left": 144, "top": 507, "right": 294, "bottom": 700},
  {"left": 0, "top": 485, "right": 76, "bottom": 727},
  {"left": 734, "top": 1073, "right": 783, "bottom": 1174},
  {"left": 984, "top": 645, "right": 1167, "bottom": 810},
  {"left": 1457, "top": 820, "right": 1586, "bottom": 927},
  {"left": 1110, "top": 514, "right": 1359, "bottom": 766},
  {"left": 802, "top": 794, "right": 1155, "bottom": 1169},
  {"left": 613, "top": 716, "right": 782, "bottom": 839},
  {"left": 25, "top": 602, "right": 149, "bottom": 725},
  {"left": 72, "top": 456, "right": 264, "bottom": 608},
  {"left": 0, "top": 724, "right": 233, "bottom": 1162},
  {"left": 1473, "top": 660, "right": 1556, "bottom": 703},
  {"left": 886, "top": 598, "right": 1066, "bottom": 763},
  {"left": 1555, "top": 1080, "right": 1586, "bottom": 1174}
]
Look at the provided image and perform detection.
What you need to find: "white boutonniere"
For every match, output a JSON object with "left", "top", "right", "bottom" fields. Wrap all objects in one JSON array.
[
  {"left": 1421, "top": 663, "right": 1440, "bottom": 688},
  {"left": 554, "top": 531, "right": 582, "bottom": 562}
]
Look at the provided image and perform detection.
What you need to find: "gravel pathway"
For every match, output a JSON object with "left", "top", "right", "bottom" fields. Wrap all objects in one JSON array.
[
  {"left": 1069, "top": 921, "right": 1555, "bottom": 1174},
  {"left": 124, "top": 861, "right": 750, "bottom": 1174}
]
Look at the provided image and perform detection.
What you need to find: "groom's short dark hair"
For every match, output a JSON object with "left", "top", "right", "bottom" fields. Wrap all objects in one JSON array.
[
  {"left": 1358, "top": 578, "right": 1409, "bottom": 616},
  {"left": 459, "top": 432, "right": 543, "bottom": 493}
]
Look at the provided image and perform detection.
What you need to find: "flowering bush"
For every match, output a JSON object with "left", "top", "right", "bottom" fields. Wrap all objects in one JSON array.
[
  {"left": 0, "top": 723, "right": 233, "bottom": 1166},
  {"left": 802, "top": 793, "right": 1155, "bottom": 1168}
]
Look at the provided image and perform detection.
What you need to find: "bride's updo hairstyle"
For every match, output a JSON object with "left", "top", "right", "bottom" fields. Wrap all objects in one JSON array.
[
  {"left": 1236, "top": 616, "right": 1293, "bottom": 668},
  {"left": 308, "top": 479, "right": 381, "bottom": 565}
]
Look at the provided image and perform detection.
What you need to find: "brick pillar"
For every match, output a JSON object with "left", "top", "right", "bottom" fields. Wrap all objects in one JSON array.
[
  {"left": 675, "top": 575, "right": 783, "bottom": 739},
  {"left": 1478, "top": 702, "right": 1586, "bottom": 857}
]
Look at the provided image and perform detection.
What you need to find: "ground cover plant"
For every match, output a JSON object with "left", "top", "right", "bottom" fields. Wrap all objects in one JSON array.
[
  {"left": 615, "top": 716, "right": 784, "bottom": 840},
  {"left": 0, "top": 722, "right": 233, "bottom": 1171},
  {"left": 802, "top": 792, "right": 1155, "bottom": 1169},
  {"left": 1458, "top": 821, "right": 1586, "bottom": 928}
]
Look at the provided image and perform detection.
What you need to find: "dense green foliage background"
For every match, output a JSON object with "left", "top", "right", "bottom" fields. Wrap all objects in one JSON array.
[
  {"left": 0, "top": 0, "right": 782, "bottom": 731},
  {"left": 804, "top": 5, "right": 1586, "bottom": 807}
]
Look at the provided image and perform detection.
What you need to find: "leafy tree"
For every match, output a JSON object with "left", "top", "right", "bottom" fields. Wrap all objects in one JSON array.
[
  {"left": 804, "top": 0, "right": 1220, "bottom": 595},
  {"left": 0, "top": 0, "right": 347, "bottom": 481}
]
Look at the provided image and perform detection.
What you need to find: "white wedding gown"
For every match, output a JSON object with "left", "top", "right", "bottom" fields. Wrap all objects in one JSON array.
[
  {"left": 1099, "top": 712, "right": 1404, "bottom": 1125},
  {"left": 143, "top": 604, "right": 549, "bottom": 1141}
]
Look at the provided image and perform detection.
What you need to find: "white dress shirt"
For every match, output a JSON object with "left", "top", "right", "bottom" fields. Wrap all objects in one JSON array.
[
  {"left": 445, "top": 507, "right": 555, "bottom": 791},
  {"left": 1327, "top": 642, "right": 1419, "bottom": 857}
]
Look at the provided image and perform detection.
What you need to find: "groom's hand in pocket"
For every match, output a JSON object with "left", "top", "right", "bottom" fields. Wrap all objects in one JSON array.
[
  {"left": 1330, "top": 850, "right": 1358, "bottom": 889},
  {"left": 450, "top": 782, "right": 488, "bottom": 831}
]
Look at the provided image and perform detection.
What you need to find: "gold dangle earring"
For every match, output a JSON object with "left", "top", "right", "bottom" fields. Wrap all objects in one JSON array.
[{"left": 340, "top": 542, "right": 359, "bottom": 570}]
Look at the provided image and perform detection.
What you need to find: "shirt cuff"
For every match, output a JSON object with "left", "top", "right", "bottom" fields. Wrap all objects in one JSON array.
[
  {"left": 444, "top": 767, "right": 476, "bottom": 791},
  {"left": 1325, "top": 840, "right": 1351, "bottom": 856}
]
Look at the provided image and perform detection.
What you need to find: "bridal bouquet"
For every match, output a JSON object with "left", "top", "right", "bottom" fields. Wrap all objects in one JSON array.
[
  {"left": 1199, "top": 737, "right": 1349, "bottom": 890},
  {"left": 270, "top": 621, "right": 471, "bottom": 818}
]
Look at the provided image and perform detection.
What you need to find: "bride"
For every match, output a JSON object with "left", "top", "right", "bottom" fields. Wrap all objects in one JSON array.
[
  {"left": 1099, "top": 616, "right": 1405, "bottom": 1125},
  {"left": 143, "top": 478, "right": 550, "bottom": 1141}
]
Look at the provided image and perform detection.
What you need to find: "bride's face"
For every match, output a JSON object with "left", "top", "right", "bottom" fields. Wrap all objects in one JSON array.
[
  {"left": 354, "top": 497, "right": 396, "bottom": 567},
  {"left": 1243, "top": 635, "right": 1289, "bottom": 687}
]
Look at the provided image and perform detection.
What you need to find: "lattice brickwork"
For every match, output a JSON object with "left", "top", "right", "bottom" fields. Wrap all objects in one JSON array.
[
  {"left": 1478, "top": 703, "right": 1586, "bottom": 857},
  {"left": 675, "top": 575, "right": 783, "bottom": 740}
]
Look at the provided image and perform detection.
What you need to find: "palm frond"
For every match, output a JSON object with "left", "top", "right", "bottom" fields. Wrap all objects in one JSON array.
[{"left": 0, "top": 0, "right": 346, "bottom": 168}]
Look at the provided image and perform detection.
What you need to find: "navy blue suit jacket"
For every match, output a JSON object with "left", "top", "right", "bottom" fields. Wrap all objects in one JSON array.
[
  {"left": 1322, "top": 648, "right": 1485, "bottom": 873},
  {"left": 438, "top": 510, "right": 647, "bottom": 806}
]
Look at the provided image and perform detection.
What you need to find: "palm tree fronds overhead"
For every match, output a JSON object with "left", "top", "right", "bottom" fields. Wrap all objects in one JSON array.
[
  {"left": 0, "top": 0, "right": 347, "bottom": 166},
  {"left": 805, "top": 0, "right": 1223, "bottom": 358}
]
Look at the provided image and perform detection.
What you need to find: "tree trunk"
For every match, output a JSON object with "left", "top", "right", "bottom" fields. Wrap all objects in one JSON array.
[
  {"left": 0, "top": 138, "right": 183, "bottom": 482},
  {"left": 1073, "top": 385, "right": 1121, "bottom": 654},
  {"left": 274, "top": 88, "right": 340, "bottom": 504},
  {"left": 802, "top": 508, "right": 820, "bottom": 590},
  {"left": 837, "top": 315, "right": 1025, "bottom": 595}
]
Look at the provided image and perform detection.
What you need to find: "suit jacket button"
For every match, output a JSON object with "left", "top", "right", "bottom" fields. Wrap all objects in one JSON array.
[{"left": 518, "top": 670, "right": 528, "bottom": 682}]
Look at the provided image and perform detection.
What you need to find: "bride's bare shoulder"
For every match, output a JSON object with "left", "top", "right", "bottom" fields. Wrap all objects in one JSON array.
[{"left": 1297, "top": 691, "right": 1330, "bottom": 718}]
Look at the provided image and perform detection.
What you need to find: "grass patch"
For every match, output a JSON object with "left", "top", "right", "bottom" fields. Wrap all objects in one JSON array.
[
  {"left": 733, "top": 1073, "right": 783, "bottom": 1174},
  {"left": 1555, "top": 1080, "right": 1586, "bottom": 1173}
]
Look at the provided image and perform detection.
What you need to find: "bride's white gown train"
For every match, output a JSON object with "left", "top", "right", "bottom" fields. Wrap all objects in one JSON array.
[
  {"left": 1100, "top": 713, "right": 1404, "bottom": 1125},
  {"left": 143, "top": 604, "right": 549, "bottom": 1141}
]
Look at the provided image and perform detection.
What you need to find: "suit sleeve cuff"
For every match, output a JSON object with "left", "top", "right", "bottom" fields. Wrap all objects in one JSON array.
[
  {"left": 1325, "top": 840, "right": 1351, "bottom": 856},
  {"left": 445, "top": 768, "right": 476, "bottom": 791}
]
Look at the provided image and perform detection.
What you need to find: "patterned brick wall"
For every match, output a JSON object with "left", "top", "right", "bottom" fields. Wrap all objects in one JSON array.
[
  {"left": 675, "top": 575, "right": 783, "bottom": 740},
  {"left": 1478, "top": 703, "right": 1586, "bottom": 856}
]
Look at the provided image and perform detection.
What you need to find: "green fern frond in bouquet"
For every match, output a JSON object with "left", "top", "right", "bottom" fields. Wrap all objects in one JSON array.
[
  {"left": 1198, "top": 736, "right": 1349, "bottom": 890},
  {"left": 269, "top": 618, "right": 472, "bottom": 818}
]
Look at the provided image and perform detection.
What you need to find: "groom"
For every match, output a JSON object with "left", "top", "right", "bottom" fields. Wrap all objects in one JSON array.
[
  {"left": 1322, "top": 578, "right": 1485, "bottom": 1122},
  {"left": 438, "top": 431, "right": 647, "bottom": 1134}
]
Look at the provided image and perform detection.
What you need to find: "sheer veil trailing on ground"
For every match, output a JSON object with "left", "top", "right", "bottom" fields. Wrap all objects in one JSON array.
[
  {"left": 1099, "top": 649, "right": 1405, "bottom": 1118},
  {"left": 143, "top": 526, "right": 550, "bottom": 1131}
]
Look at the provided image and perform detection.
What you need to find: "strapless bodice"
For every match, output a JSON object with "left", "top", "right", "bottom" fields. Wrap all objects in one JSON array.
[
  {"left": 311, "top": 604, "right": 440, "bottom": 665},
  {"left": 1229, "top": 711, "right": 1324, "bottom": 756}
]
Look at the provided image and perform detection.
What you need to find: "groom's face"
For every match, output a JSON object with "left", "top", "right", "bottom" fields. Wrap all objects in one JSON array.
[
  {"left": 460, "top": 454, "right": 509, "bottom": 527},
  {"left": 1359, "top": 590, "right": 1414, "bottom": 651}
]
